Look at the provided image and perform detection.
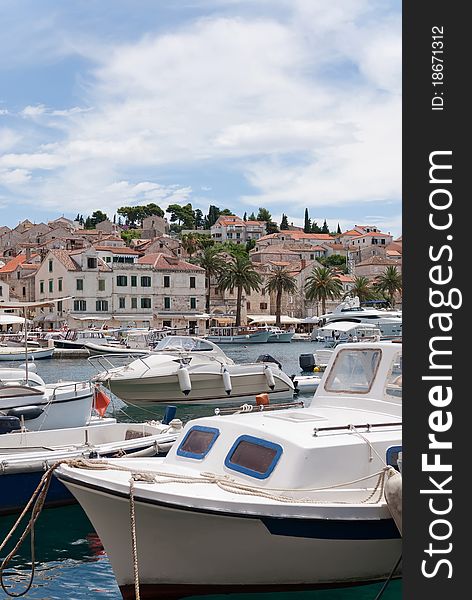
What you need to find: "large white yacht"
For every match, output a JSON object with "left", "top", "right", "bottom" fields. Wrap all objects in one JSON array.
[{"left": 318, "top": 297, "right": 402, "bottom": 339}]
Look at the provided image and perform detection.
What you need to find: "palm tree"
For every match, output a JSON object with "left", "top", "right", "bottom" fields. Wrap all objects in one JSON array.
[
  {"left": 195, "top": 247, "right": 226, "bottom": 313},
  {"left": 264, "top": 267, "right": 297, "bottom": 327},
  {"left": 349, "top": 276, "right": 374, "bottom": 303},
  {"left": 217, "top": 255, "right": 261, "bottom": 326},
  {"left": 181, "top": 233, "right": 198, "bottom": 258},
  {"left": 304, "top": 266, "right": 343, "bottom": 315},
  {"left": 375, "top": 266, "right": 402, "bottom": 308}
]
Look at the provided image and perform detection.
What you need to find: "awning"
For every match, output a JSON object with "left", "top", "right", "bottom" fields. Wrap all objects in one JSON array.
[
  {"left": 298, "top": 316, "right": 320, "bottom": 324},
  {"left": 70, "top": 315, "right": 112, "bottom": 321},
  {"left": 319, "top": 321, "right": 379, "bottom": 333},
  {"left": 33, "top": 312, "right": 66, "bottom": 323},
  {"left": 213, "top": 316, "right": 236, "bottom": 324},
  {"left": 247, "top": 315, "right": 301, "bottom": 324},
  {"left": 0, "top": 297, "right": 72, "bottom": 309},
  {"left": 0, "top": 314, "right": 32, "bottom": 325}
]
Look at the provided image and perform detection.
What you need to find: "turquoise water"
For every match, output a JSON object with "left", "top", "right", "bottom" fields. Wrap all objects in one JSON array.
[{"left": 0, "top": 342, "right": 402, "bottom": 599}]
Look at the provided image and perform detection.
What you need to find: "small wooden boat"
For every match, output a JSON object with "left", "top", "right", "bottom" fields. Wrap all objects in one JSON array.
[{"left": 0, "top": 346, "right": 54, "bottom": 361}]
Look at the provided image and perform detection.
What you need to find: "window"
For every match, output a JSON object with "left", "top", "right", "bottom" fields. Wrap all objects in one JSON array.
[
  {"left": 131, "top": 275, "right": 137, "bottom": 287},
  {"left": 386, "top": 446, "right": 402, "bottom": 471},
  {"left": 246, "top": 302, "right": 251, "bottom": 309},
  {"left": 190, "top": 276, "right": 196, "bottom": 289},
  {"left": 87, "top": 257, "right": 97, "bottom": 269},
  {"left": 324, "top": 349, "right": 382, "bottom": 394},
  {"left": 384, "top": 352, "right": 402, "bottom": 400},
  {"left": 190, "top": 297, "right": 197, "bottom": 309},
  {"left": 224, "top": 435, "right": 282, "bottom": 480},
  {"left": 40, "top": 281, "right": 44, "bottom": 294},
  {"left": 76, "top": 279, "right": 84, "bottom": 291},
  {"left": 310, "top": 254, "right": 314, "bottom": 260},
  {"left": 48, "top": 279, "right": 53, "bottom": 293},
  {"left": 96, "top": 300, "right": 109, "bottom": 311},
  {"left": 260, "top": 302, "right": 268, "bottom": 310},
  {"left": 119, "top": 297, "right": 126, "bottom": 309},
  {"left": 48, "top": 259, "right": 53, "bottom": 272},
  {"left": 131, "top": 297, "right": 138, "bottom": 309},
  {"left": 141, "top": 276, "right": 152, "bottom": 287},
  {"left": 0, "top": 286, "right": 2, "bottom": 297},
  {"left": 74, "top": 300, "right": 87, "bottom": 311},
  {"left": 177, "top": 426, "right": 220, "bottom": 459},
  {"left": 163, "top": 320, "right": 172, "bottom": 328},
  {"left": 22, "top": 286, "right": 26, "bottom": 297},
  {"left": 98, "top": 279, "right": 106, "bottom": 291},
  {"left": 163, "top": 276, "right": 170, "bottom": 288},
  {"left": 164, "top": 297, "right": 171, "bottom": 309},
  {"left": 117, "top": 275, "right": 128, "bottom": 286},
  {"left": 58, "top": 279, "right": 63, "bottom": 292},
  {"left": 141, "top": 298, "right": 151, "bottom": 309},
  {"left": 57, "top": 301, "right": 63, "bottom": 312},
  {"left": 105, "top": 256, "right": 111, "bottom": 262}
]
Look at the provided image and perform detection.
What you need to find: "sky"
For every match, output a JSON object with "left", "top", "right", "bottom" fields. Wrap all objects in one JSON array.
[{"left": 0, "top": 0, "right": 401, "bottom": 236}]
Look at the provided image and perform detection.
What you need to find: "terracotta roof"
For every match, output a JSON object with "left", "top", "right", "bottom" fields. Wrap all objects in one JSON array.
[
  {"left": 0, "top": 254, "right": 38, "bottom": 273},
  {"left": 329, "top": 243, "right": 345, "bottom": 249},
  {"left": 387, "top": 250, "right": 402, "bottom": 257},
  {"left": 244, "top": 220, "right": 265, "bottom": 226},
  {"left": 337, "top": 274, "right": 355, "bottom": 282},
  {"left": 355, "top": 231, "right": 392, "bottom": 238},
  {"left": 94, "top": 246, "right": 142, "bottom": 255},
  {"left": 356, "top": 256, "right": 402, "bottom": 267},
  {"left": 49, "top": 249, "right": 81, "bottom": 271},
  {"left": 251, "top": 247, "right": 300, "bottom": 255},
  {"left": 258, "top": 232, "right": 334, "bottom": 243},
  {"left": 137, "top": 253, "right": 204, "bottom": 271},
  {"left": 342, "top": 229, "right": 361, "bottom": 236}
]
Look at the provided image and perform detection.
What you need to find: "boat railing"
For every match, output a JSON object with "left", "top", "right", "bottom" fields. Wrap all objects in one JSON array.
[
  {"left": 214, "top": 400, "right": 304, "bottom": 415},
  {"left": 312, "top": 421, "right": 402, "bottom": 436},
  {"left": 49, "top": 380, "right": 92, "bottom": 399},
  {"left": 87, "top": 354, "right": 148, "bottom": 374}
]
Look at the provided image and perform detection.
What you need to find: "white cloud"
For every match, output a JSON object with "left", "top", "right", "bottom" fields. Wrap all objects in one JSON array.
[
  {"left": 2, "top": 0, "right": 401, "bottom": 232},
  {"left": 0, "top": 168, "right": 32, "bottom": 185}
]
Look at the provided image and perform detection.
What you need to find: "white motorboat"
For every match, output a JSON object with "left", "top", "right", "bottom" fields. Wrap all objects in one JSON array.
[
  {"left": 0, "top": 366, "right": 95, "bottom": 431},
  {"left": 91, "top": 336, "right": 294, "bottom": 404},
  {"left": 256, "top": 326, "right": 294, "bottom": 343},
  {"left": 312, "top": 322, "right": 382, "bottom": 343},
  {"left": 54, "top": 329, "right": 120, "bottom": 349},
  {"left": 0, "top": 346, "right": 54, "bottom": 361},
  {"left": 57, "top": 341, "right": 402, "bottom": 599},
  {"left": 207, "top": 326, "right": 270, "bottom": 344},
  {"left": 292, "top": 374, "right": 322, "bottom": 395},
  {"left": 318, "top": 297, "right": 402, "bottom": 339},
  {"left": 0, "top": 418, "right": 183, "bottom": 515}
]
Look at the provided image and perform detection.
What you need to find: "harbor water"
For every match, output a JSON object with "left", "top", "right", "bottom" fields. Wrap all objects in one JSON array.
[{"left": 0, "top": 341, "right": 401, "bottom": 599}]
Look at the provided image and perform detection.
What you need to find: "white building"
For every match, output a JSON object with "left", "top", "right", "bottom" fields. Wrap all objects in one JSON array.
[{"left": 35, "top": 248, "right": 207, "bottom": 331}]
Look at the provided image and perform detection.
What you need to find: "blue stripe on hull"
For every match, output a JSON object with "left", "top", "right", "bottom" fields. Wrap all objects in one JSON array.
[
  {"left": 261, "top": 516, "right": 400, "bottom": 540},
  {"left": 0, "top": 472, "right": 74, "bottom": 516}
]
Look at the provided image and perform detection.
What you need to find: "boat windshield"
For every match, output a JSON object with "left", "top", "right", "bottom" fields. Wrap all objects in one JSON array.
[
  {"left": 154, "top": 336, "right": 214, "bottom": 353},
  {"left": 384, "top": 351, "right": 402, "bottom": 400},
  {"left": 324, "top": 348, "right": 382, "bottom": 394}
]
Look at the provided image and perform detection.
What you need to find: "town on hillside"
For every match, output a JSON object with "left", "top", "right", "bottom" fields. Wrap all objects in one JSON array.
[{"left": 0, "top": 205, "right": 402, "bottom": 332}]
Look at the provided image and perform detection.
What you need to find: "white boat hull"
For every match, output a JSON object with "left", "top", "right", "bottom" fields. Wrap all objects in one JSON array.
[
  {"left": 60, "top": 475, "right": 401, "bottom": 599},
  {"left": 0, "top": 347, "right": 54, "bottom": 361},
  {"left": 206, "top": 330, "right": 270, "bottom": 344},
  {"left": 103, "top": 367, "right": 294, "bottom": 404}
]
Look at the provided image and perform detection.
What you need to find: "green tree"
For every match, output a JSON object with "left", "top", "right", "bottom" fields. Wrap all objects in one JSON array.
[
  {"left": 264, "top": 266, "right": 297, "bottom": 327},
  {"left": 181, "top": 233, "right": 199, "bottom": 257},
  {"left": 337, "top": 223, "right": 342, "bottom": 234},
  {"left": 257, "top": 207, "right": 272, "bottom": 222},
  {"left": 243, "top": 212, "right": 247, "bottom": 221},
  {"left": 121, "top": 229, "right": 142, "bottom": 245},
  {"left": 91, "top": 210, "right": 108, "bottom": 226},
  {"left": 195, "top": 247, "right": 226, "bottom": 313},
  {"left": 218, "top": 255, "right": 261, "bottom": 326},
  {"left": 194, "top": 209, "right": 205, "bottom": 228},
  {"left": 349, "top": 276, "right": 375, "bottom": 303},
  {"left": 248, "top": 212, "right": 256, "bottom": 221},
  {"left": 311, "top": 221, "right": 321, "bottom": 233},
  {"left": 304, "top": 266, "right": 343, "bottom": 315},
  {"left": 318, "top": 254, "right": 348, "bottom": 273},
  {"left": 374, "top": 266, "right": 402, "bottom": 308},
  {"left": 166, "top": 203, "right": 195, "bottom": 231},
  {"left": 280, "top": 214, "right": 289, "bottom": 230},
  {"left": 304, "top": 208, "right": 311, "bottom": 233},
  {"left": 245, "top": 239, "right": 256, "bottom": 252},
  {"left": 321, "top": 219, "right": 329, "bottom": 234},
  {"left": 117, "top": 204, "right": 163, "bottom": 228}
]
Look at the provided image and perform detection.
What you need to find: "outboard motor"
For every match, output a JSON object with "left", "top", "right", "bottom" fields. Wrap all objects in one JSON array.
[
  {"left": 0, "top": 415, "right": 22, "bottom": 434},
  {"left": 256, "top": 354, "right": 282, "bottom": 370},
  {"left": 299, "top": 353, "right": 316, "bottom": 372},
  {"left": 7, "top": 406, "right": 44, "bottom": 421}
]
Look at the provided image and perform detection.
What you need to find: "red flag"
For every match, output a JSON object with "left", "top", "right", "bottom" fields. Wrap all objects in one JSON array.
[{"left": 94, "top": 386, "right": 111, "bottom": 417}]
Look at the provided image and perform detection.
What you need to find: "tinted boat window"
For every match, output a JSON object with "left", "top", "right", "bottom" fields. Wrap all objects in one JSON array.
[
  {"left": 225, "top": 435, "right": 282, "bottom": 479},
  {"left": 176, "top": 426, "right": 219, "bottom": 459},
  {"left": 324, "top": 349, "right": 381, "bottom": 394}
]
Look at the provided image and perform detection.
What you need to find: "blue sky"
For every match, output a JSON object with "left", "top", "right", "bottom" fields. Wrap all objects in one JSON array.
[{"left": 0, "top": 0, "right": 401, "bottom": 236}]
